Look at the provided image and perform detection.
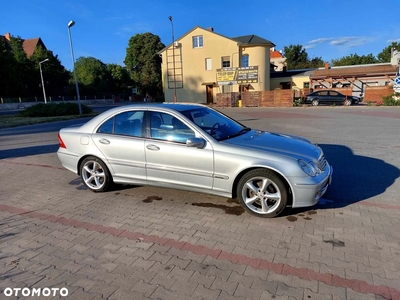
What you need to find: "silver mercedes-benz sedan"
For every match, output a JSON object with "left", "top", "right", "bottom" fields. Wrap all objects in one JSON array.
[{"left": 57, "top": 103, "right": 332, "bottom": 218}]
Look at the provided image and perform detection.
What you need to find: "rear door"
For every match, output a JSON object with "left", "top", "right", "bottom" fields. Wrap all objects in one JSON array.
[{"left": 92, "top": 110, "right": 146, "bottom": 181}]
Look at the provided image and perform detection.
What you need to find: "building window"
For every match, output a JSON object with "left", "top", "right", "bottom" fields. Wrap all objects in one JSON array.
[
  {"left": 192, "top": 35, "right": 203, "bottom": 48},
  {"left": 221, "top": 56, "right": 230, "bottom": 68},
  {"left": 303, "top": 82, "right": 310, "bottom": 88},
  {"left": 205, "top": 58, "right": 212, "bottom": 70},
  {"left": 241, "top": 54, "right": 249, "bottom": 67}
]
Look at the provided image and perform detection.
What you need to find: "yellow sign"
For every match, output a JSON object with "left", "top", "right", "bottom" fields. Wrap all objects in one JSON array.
[
  {"left": 216, "top": 66, "right": 258, "bottom": 85},
  {"left": 216, "top": 69, "right": 237, "bottom": 82}
]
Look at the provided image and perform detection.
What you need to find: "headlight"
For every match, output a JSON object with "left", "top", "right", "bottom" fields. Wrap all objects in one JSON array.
[{"left": 298, "top": 159, "right": 320, "bottom": 177}]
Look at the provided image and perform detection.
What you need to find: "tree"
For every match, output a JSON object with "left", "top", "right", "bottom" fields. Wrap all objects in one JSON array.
[
  {"left": 9, "top": 36, "right": 35, "bottom": 96},
  {"left": 106, "top": 64, "right": 131, "bottom": 93},
  {"left": 29, "top": 46, "right": 70, "bottom": 97},
  {"left": 331, "top": 53, "right": 377, "bottom": 66},
  {"left": 0, "top": 36, "right": 17, "bottom": 96},
  {"left": 124, "top": 32, "right": 165, "bottom": 96},
  {"left": 74, "top": 57, "right": 109, "bottom": 94},
  {"left": 377, "top": 42, "right": 400, "bottom": 63},
  {"left": 283, "top": 44, "right": 324, "bottom": 70}
]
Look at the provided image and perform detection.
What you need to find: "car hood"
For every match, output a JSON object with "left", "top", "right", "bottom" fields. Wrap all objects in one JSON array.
[{"left": 221, "top": 129, "right": 321, "bottom": 161}]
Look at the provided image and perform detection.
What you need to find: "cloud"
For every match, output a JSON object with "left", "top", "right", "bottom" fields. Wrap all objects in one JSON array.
[
  {"left": 304, "top": 44, "right": 315, "bottom": 50},
  {"left": 306, "top": 36, "right": 370, "bottom": 48},
  {"left": 308, "top": 38, "right": 334, "bottom": 44},
  {"left": 387, "top": 39, "right": 400, "bottom": 43}
]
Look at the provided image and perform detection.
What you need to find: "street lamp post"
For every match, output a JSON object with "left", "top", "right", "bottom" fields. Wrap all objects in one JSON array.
[
  {"left": 67, "top": 20, "right": 82, "bottom": 115},
  {"left": 39, "top": 58, "right": 49, "bottom": 104},
  {"left": 168, "top": 16, "right": 177, "bottom": 103}
]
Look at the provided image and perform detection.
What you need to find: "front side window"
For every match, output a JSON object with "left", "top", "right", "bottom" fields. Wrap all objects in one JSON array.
[
  {"left": 192, "top": 35, "right": 203, "bottom": 48},
  {"left": 149, "top": 111, "right": 195, "bottom": 143},
  {"left": 221, "top": 56, "right": 230, "bottom": 68},
  {"left": 182, "top": 107, "right": 247, "bottom": 141}
]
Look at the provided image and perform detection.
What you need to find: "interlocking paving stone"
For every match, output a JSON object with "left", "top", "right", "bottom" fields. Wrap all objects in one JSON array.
[{"left": 1, "top": 107, "right": 400, "bottom": 299}]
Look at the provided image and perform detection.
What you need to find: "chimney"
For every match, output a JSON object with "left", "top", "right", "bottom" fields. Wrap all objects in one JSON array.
[
  {"left": 4, "top": 32, "right": 10, "bottom": 41},
  {"left": 207, "top": 27, "right": 214, "bottom": 32},
  {"left": 324, "top": 62, "right": 330, "bottom": 69}
]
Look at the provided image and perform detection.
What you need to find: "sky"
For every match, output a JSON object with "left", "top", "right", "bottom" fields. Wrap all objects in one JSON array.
[{"left": 1, "top": 0, "right": 400, "bottom": 71}]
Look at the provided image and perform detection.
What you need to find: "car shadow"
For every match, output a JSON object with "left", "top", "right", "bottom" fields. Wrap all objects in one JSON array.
[
  {"left": 282, "top": 143, "right": 400, "bottom": 216},
  {"left": 0, "top": 118, "right": 92, "bottom": 137},
  {"left": 0, "top": 144, "right": 59, "bottom": 159}
]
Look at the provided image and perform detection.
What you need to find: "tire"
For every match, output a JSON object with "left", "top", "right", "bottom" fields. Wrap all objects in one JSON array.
[
  {"left": 237, "top": 169, "right": 287, "bottom": 218},
  {"left": 80, "top": 156, "right": 112, "bottom": 192},
  {"left": 344, "top": 99, "right": 352, "bottom": 106},
  {"left": 311, "top": 99, "right": 319, "bottom": 106}
]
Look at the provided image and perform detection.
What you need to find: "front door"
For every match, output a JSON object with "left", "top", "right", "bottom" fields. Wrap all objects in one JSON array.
[{"left": 145, "top": 111, "right": 214, "bottom": 190}]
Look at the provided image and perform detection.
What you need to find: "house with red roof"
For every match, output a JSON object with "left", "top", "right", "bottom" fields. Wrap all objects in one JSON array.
[
  {"left": 270, "top": 47, "right": 285, "bottom": 71},
  {"left": 2, "top": 32, "right": 47, "bottom": 57}
]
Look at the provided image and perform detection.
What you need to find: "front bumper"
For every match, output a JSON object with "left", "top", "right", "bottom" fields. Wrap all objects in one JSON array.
[{"left": 291, "top": 165, "right": 333, "bottom": 208}]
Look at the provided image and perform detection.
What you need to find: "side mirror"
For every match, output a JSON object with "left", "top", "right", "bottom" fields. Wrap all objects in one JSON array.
[{"left": 186, "top": 137, "right": 206, "bottom": 149}]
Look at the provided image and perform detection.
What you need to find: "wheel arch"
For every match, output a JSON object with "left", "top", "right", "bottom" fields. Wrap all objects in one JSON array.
[
  {"left": 231, "top": 166, "right": 293, "bottom": 207},
  {"left": 77, "top": 154, "right": 112, "bottom": 177}
]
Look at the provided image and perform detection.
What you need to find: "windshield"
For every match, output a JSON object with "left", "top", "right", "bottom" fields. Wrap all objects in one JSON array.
[{"left": 181, "top": 107, "right": 249, "bottom": 141}]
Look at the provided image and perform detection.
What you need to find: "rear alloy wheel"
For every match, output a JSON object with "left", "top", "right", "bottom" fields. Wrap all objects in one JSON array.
[
  {"left": 344, "top": 99, "right": 352, "bottom": 106},
  {"left": 80, "top": 156, "right": 112, "bottom": 192},
  {"left": 311, "top": 99, "right": 319, "bottom": 106},
  {"left": 237, "top": 169, "right": 287, "bottom": 218}
]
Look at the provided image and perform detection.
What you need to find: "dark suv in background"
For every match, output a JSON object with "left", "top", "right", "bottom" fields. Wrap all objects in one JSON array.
[{"left": 304, "top": 90, "right": 362, "bottom": 106}]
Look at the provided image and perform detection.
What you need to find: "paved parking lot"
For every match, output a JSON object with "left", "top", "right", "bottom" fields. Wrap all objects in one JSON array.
[{"left": 0, "top": 106, "right": 399, "bottom": 299}]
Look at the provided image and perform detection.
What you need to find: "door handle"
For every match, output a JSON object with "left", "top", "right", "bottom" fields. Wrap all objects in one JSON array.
[
  {"left": 146, "top": 144, "right": 160, "bottom": 151},
  {"left": 99, "top": 138, "right": 110, "bottom": 144}
]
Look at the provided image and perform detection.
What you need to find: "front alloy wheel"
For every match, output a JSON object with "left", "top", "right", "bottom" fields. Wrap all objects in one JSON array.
[
  {"left": 344, "top": 99, "right": 352, "bottom": 106},
  {"left": 80, "top": 156, "right": 111, "bottom": 192},
  {"left": 237, "top": 169, "right": 287, "bottom": 218},
  {"left": 312, "top": 99, "right": 319, "bottom": 106}
]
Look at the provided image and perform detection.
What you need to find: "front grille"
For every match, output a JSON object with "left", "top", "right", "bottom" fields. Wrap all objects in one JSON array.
[{"left": 318, "top": 154, "right": 327, "bottom": 171}]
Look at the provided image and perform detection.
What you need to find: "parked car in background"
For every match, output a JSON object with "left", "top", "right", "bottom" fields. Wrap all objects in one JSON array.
[
  {"left": 57, "top": 103, "right": 332, "bottom": 218},
  {"left": 304, "top": 90, "right": 362, "bottom": 106}
]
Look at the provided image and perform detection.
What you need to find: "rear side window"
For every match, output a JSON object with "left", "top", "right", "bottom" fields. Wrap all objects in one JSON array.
[
  {"left": 97, "top": 111, "right": 144, "bottom": 137},
  {"left": 98, "top": 118, "right": 114, "bottom": 134}
]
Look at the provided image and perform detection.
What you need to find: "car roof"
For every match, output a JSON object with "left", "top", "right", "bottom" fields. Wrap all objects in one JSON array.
[
  {"left": 106, "top": 102, "right": 207, "bottom": 113},
  {"left": 77, "top": 102, "right": 208, "bottom": 132}
]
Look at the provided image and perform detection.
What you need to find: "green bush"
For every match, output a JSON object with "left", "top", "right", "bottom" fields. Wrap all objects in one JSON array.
[
  {"left": 382, "top": 93, "right": 400, "bottom": 106},
  {"left": 19, "top": 103, "right": 92, "bottom": 117},
  {"left": 293, "top": 99, "right": 301, "bottom": 107}
]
